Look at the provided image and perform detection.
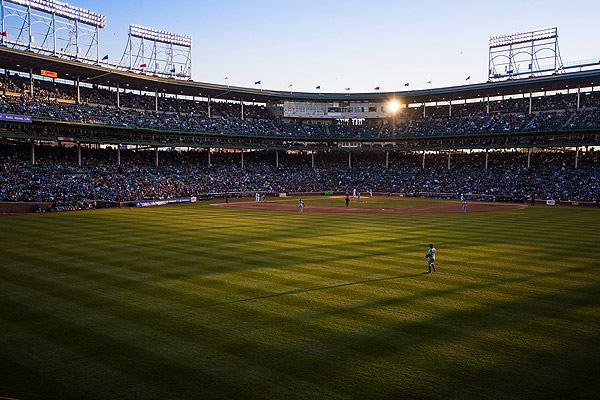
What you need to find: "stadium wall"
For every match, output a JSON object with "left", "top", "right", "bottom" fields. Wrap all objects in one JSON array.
[{"left": 0, "top": 202, "right": 54, "bottom": 213}]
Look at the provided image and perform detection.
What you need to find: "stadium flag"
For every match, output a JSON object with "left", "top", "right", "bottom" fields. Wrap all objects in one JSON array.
[
  {"left": 101, "top": 54, "right": 108, "bottom": 60},
  {"left": 404, "top": 82, "right": 409, "bottom": 87},
  {"left": 316, "top": 85, "right": 320, "bottom": 89},
  {"left": 345, "top": 87, "right": 350, "bottom": 90},
  {"left": 507, "top": 69, "right": 513, "bottom": 74},
  {"left": 427, "top": 80, "right": 431, "bottom": 84},
  {"left": 255, "top": 81, "right": 261, "bottom": 85},
  {"left": 374, "top": 86, "right": 380, "bottom": 90},
  {"left": 140, "top": 63, "right": 147, "bottom": 68},
  {"left": 466, "top": 76, "right": 470, "bottom": 81},
  {"left": 0, "top": 31, "right": 6, "bottom": 37},
  {"left": 170, "top": 68, "right": 176, "bottom": 73}
]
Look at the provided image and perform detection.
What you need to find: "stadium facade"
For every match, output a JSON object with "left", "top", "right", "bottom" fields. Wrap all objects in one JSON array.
[{"left": 1, "top": 43, "right": 600, "bottom": 154}]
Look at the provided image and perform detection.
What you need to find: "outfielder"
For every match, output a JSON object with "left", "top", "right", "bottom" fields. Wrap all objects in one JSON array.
[{"left": 425, "top": 244, "right": 436, "bottom": 273}]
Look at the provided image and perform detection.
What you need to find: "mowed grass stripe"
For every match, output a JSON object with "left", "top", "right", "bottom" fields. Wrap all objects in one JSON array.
[
  {"left": 0, "top": 281, "right": 341, "bottom": 400},
  {"left": 1, "top": 201, "right": 599, "bottom": 399}
]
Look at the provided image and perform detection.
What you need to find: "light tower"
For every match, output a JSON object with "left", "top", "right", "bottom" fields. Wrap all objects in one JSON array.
[
  {"left": 0, "top": 0, "right": 106, "bottom": 63},
  {"left": 120, "top": 24, "right": 192, "bottom": 80},
  {"left": 488, "top": 27, "right": 563, "bottom": 81}
]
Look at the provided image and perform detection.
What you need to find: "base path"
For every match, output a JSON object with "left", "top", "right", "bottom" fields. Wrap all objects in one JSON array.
[{"left": 213, "top": 201, "right": 527, "bottom": 214}]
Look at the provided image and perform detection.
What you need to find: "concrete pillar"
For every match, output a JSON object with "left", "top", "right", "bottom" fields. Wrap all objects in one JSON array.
[
  {"left": 348, "top": 152, "right": 352, "bottom": 169},
  {"left": 486, "top": 96, "right": 490, "bottom": 115},
  {"left": 241, "top": 100, "right": 244, "bottom": 120},
  {"left": 449, "top": 102, "right": 452, "bottom": 117},
  {"left": 29, "top": 68, "right": 34, "bottom": 96},
  {"left": 529, "top": 90, "right": 533, "bottom": 114},
  {"left": 77, "top": 143, "right": 82, "bottom": 166},
  {"left": 241, "top": 150, "right": 244, "bottom": 169},
  {"left": 116, "top": 83, "right": 120, "bottom": 108},
  {"left": 155, "top": 89, "right": 158, "bottom": 112},
  {"left": 447, "top": 151, "right": 451, "bottom": 170},
  {"left": 385, "top": 151, "right": 389, "bottom": 169},
  {"left": 31, "top": 141, "right": 35, "bottom": 165},
  {"left": 422, "top": 102, "right": 426, "bottom": 118},
  {"left": 276, "top": 150, "right": 279, "bottom": 168},
  {"left": 527, "top": 148, "right": 531, "bottom": 168},
  {"left": 575, "top": 147, "right": 579, "bottom": 169},
  {"left": 117, "top": 146, "right": 121, "bottom": 165},
  {"left": 577, "top": 86, "right": 581, "bottom": 111},
  {"left": 422, "top": 151, "right": 425, "bottom": 169},
  {"left": 208, "top": 149, "right": 211, "bottom": 166},
  {"left": 155, "top": 147, "right": 159, "bottom": 167},
  {"left": 311, "top": 152, "right": 315, "bottom": 168},
  {"left": 76, "top": 76, "right": 80, "bottom": 103},
  {"left": 485, "top": 149, "right": 489, "bottom": 170},
  {"left": 208, "top": 96, "right": 211, "bottom": 118}
]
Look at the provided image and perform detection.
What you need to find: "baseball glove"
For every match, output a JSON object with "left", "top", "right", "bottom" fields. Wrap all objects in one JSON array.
[{"left": 425, "top": 254, "right": 429, "bottom": 258}]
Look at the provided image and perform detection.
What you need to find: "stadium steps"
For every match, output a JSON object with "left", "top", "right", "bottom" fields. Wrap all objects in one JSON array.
[{"left": 562, "top": 113, "right": 578, "bottom": 128}]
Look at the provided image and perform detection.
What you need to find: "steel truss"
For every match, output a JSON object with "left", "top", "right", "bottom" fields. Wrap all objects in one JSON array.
[
  {"left": 118, "top": 24, "right": 192, "bottom": 80},
  {"left": 0, "top": 0, "right": 103, "bottom": 63},
  {"left": 488, "top": 27, "right": 563, "bottom": 81}
]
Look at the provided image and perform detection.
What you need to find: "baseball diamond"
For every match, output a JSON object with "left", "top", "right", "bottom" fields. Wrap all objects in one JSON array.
[{"left": 0, "top": 2, "right": 599, "bottom": 399}]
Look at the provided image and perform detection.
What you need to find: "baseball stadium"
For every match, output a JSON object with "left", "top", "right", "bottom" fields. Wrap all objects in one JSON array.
[{"left": 0, "top": 1, "right": 599, "bottom": 399}]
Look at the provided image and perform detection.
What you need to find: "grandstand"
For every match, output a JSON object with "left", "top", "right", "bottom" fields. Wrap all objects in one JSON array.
[
  {"left": 0, "top": 0, "right": 598, "bottom": 210},
  {"left": 1, "top": 41, "right": 599, "bottom": 208}
]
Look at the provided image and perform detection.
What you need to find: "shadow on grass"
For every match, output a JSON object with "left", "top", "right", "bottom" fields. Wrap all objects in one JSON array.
[{"left": 209, "top": 272, "right": 429, "bottom": 307}]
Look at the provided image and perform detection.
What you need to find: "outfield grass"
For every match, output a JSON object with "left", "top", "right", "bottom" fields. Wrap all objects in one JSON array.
[{"left": 1, "top": 199, "right": 599, "bottom": 399}]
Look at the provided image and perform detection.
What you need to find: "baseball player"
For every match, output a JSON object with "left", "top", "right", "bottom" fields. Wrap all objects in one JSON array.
[
  {"left": 299, "top": 199, "right": 304, "bottom": 212},
  {"left": 425, "top": 244, "right": 436, "bottom": 273}
]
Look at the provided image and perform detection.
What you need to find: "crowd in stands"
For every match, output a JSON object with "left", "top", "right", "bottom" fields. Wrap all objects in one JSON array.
[
  {"left": 1, "top": 71, "right": 598, "bottom": 207},
  {"left": 2, "top": 71, "right": 600, "bottom": 140},
  {"left": 1, "top": 143, "right": 598, "bottom": 204}
]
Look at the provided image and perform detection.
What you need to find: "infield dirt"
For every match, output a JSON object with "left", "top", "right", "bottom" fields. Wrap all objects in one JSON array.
[{"left": 214, "top": 200, "right": 527, "bottom": 214}]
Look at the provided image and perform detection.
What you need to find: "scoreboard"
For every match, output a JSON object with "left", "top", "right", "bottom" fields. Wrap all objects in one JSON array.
[{"left": 271, "top": 100, "right": 394, "bottom": 119}]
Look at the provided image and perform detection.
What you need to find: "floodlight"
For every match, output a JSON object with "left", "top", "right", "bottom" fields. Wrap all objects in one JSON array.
[
  {"left": 129, "top": 24, "right": 192, "bottom": 47},
  {"left": 389, "top": 100, "right": 400, "bottom": 113},
  {"left": 7, "top": 0, "right": 106, "bottom": 27},
  {"left": 489, "top": 27, "right": 556, "bottom": 48}
]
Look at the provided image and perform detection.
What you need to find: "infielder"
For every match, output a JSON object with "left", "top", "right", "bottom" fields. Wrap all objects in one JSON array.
[
  {"left": 425, "top": 244, "right": 436, "bottom": 273},
  {"left": 299, "top": 199, "right": 304, "bottom": 212}
]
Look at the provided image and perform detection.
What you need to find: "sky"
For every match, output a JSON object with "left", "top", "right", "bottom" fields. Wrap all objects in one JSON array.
[{"left": 69, "top": 0, "right": 600, "bottom": 94}]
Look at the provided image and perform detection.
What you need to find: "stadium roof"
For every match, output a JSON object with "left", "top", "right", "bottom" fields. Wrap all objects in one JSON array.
[{"left": 2, "top": 46, "right": 600, "bottom": 104}]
